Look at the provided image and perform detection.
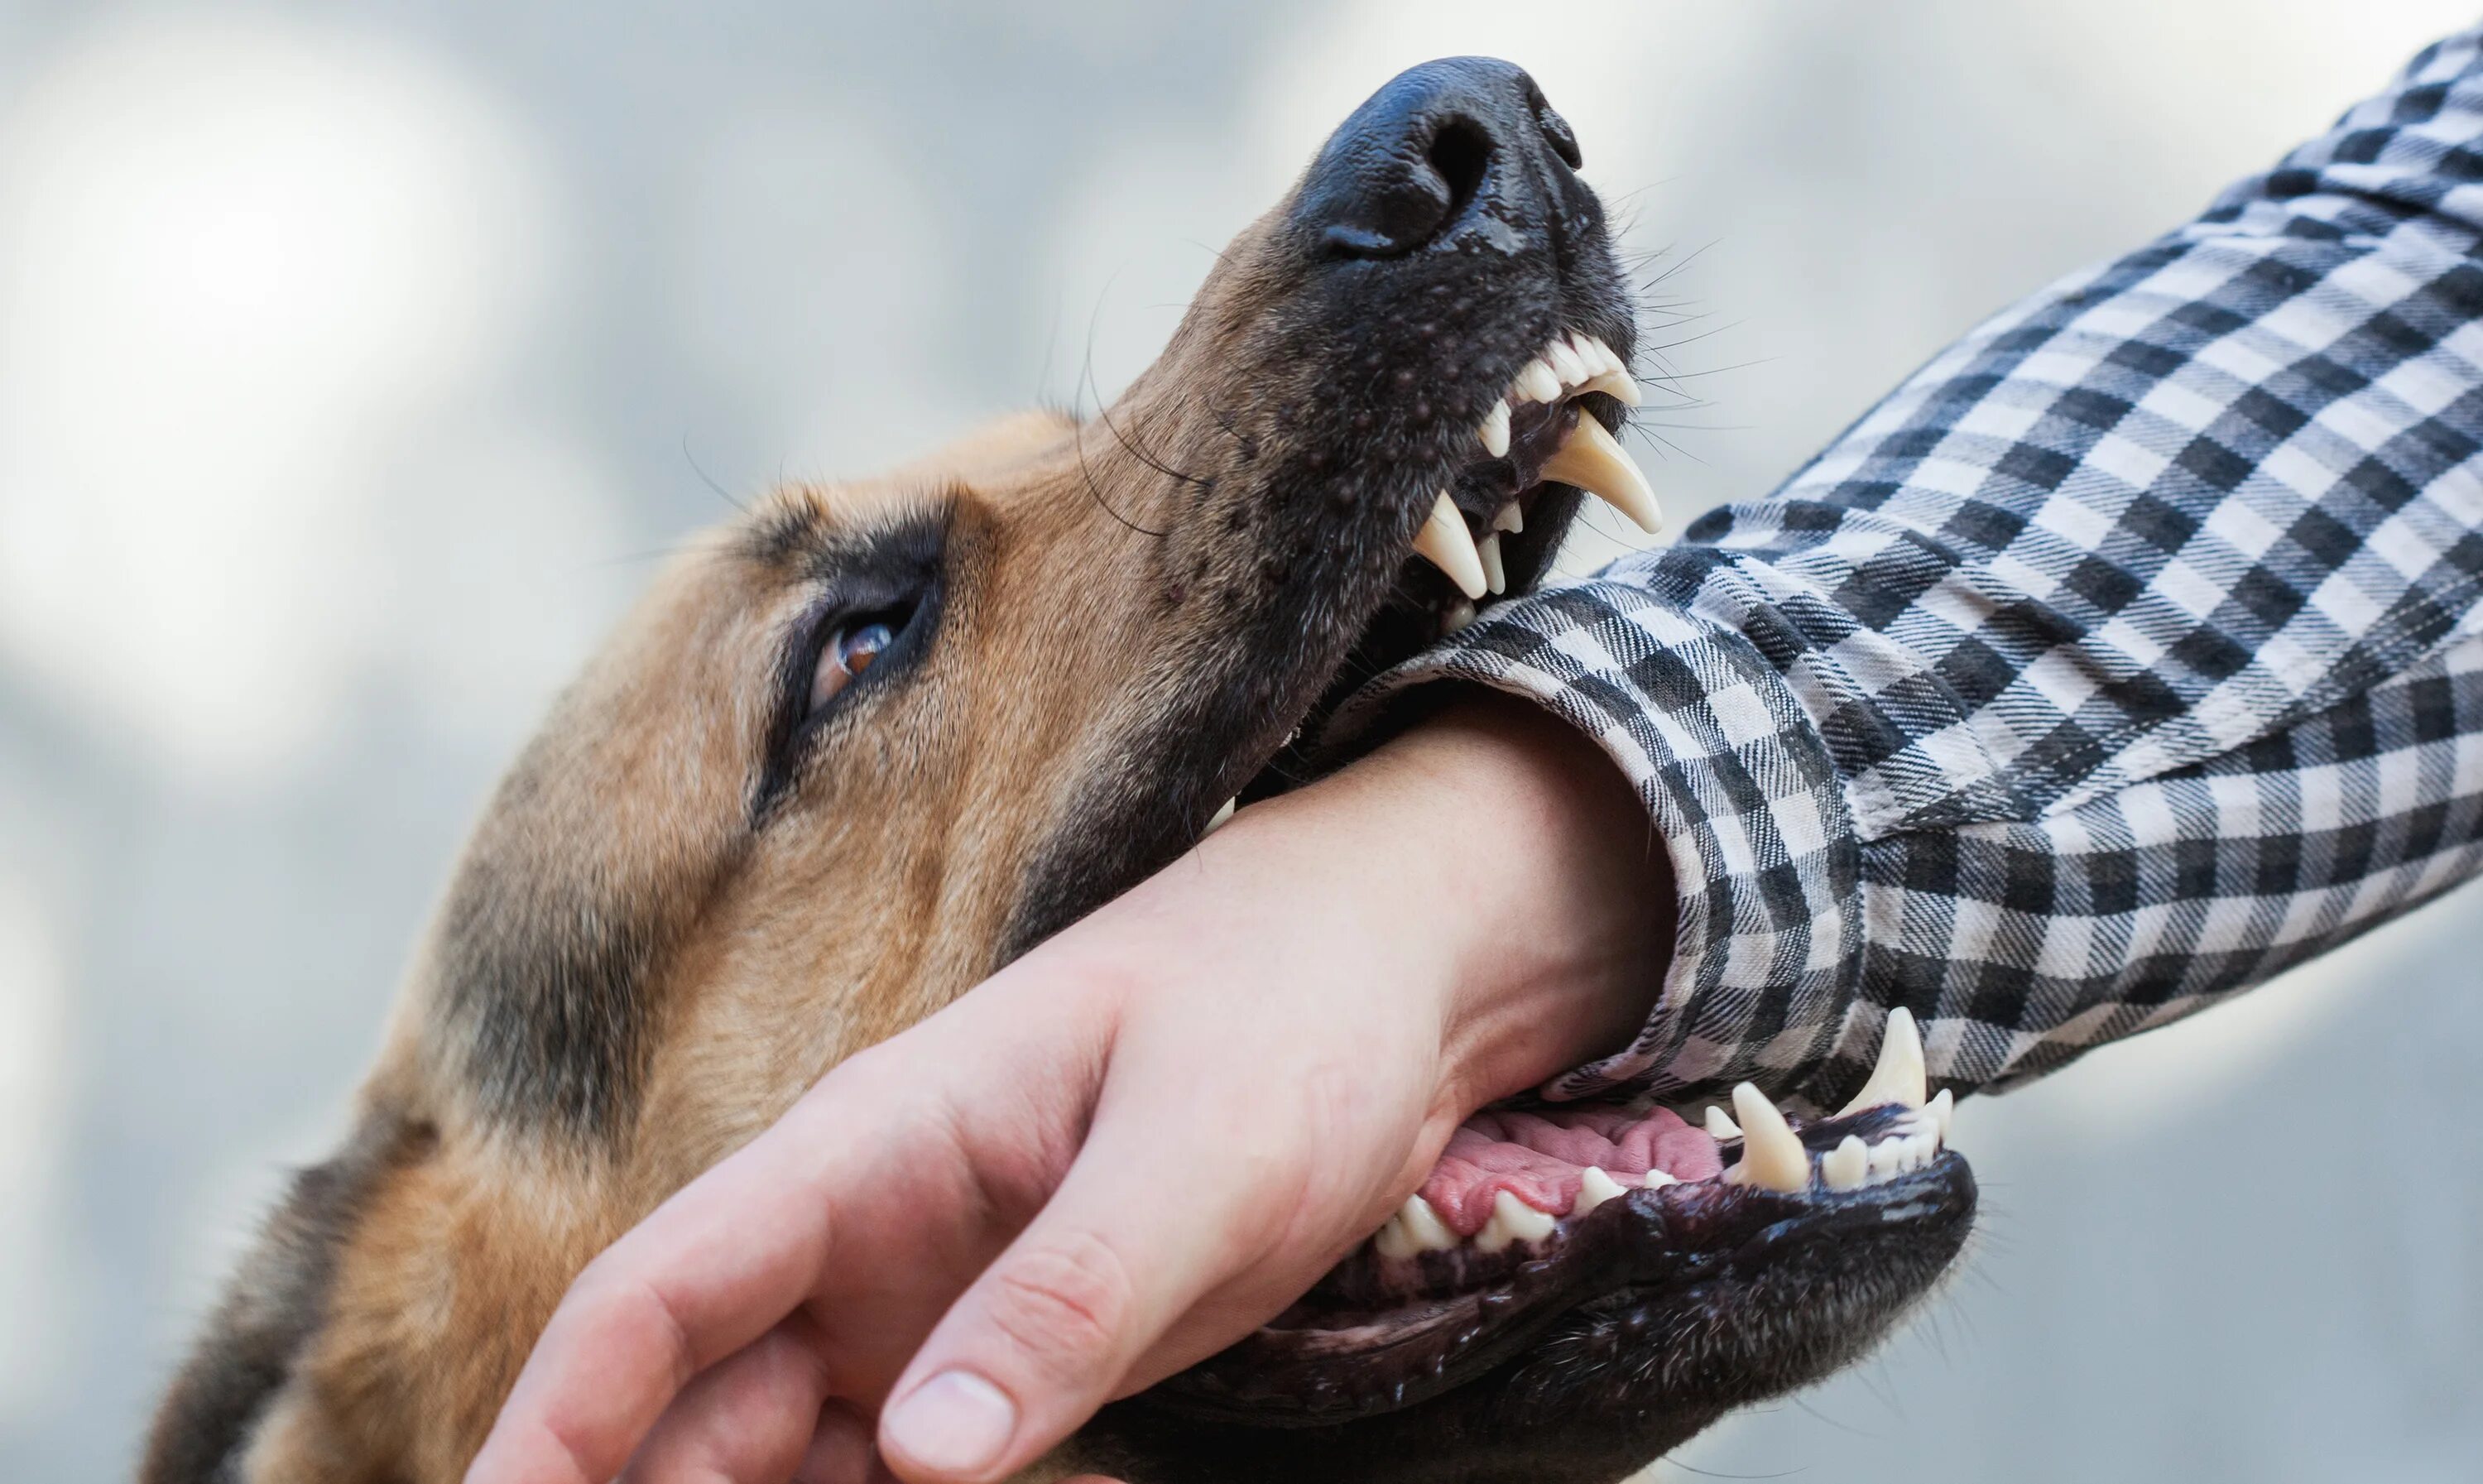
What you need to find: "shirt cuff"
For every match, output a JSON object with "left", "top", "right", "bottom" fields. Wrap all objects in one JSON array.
[{"left": 1321, "top": 579, "right": 1872, "bottom": 1112}]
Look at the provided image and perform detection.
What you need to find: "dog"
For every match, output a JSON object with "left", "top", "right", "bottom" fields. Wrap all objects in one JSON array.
[{"left": 142, "top": 58, "right": 1974, "bottom": 1484}]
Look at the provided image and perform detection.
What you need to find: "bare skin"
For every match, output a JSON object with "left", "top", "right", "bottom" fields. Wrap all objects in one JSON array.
[{"left": 463, "top": 694, "right": 1671, "bottom": 1484}]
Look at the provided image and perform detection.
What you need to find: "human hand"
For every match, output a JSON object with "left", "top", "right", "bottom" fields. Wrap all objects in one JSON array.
[{"left": 463, "top": 694, "right": 1669, "bottom": 1484}]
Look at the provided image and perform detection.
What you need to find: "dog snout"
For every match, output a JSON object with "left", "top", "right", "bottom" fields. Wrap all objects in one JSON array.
[{"left": 1291, "top": 57, "right": 1579, "bottom": 260}]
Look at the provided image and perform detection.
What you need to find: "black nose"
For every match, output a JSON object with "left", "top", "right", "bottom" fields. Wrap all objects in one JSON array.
[{"left": 1293, "top": 57, "right": 1582, "bottom": 260}]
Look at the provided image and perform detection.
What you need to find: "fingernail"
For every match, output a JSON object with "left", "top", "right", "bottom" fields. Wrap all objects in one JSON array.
[{"left": 883, "top": 1370, "right": 1017, "bottom": 1476}]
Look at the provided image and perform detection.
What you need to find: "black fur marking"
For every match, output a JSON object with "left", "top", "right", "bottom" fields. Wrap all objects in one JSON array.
[
  {"left": 141, "top": 1114, "right": 434, "bottom": 1484},
  {"left": 435, "top": 798, "right": 672, "bottom": 1141}
]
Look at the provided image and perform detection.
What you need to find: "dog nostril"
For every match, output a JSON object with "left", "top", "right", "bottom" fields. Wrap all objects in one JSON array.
[
  {"left": 1316, "top": 115, "right": 1494, "bottom": 261},
  {"left": 1299, "top": 60, "right": 1568, "bottom": 260},
  {"left": 1426, "top": 118, "right": 1492, "bottom": 229}
]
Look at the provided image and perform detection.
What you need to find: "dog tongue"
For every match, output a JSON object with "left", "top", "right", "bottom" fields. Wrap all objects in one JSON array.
[{"left": 1416, "top": 1106, "right": 1724, "bottom": 1237}]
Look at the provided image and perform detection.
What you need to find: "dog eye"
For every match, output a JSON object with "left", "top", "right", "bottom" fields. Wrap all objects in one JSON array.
[{"left": 809, "top": 618, "right": 897, "bottom": 712}]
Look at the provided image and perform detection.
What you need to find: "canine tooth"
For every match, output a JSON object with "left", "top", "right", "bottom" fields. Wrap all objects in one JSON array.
[
  {"left": 1479, "top": 400, "right": 1511, "bottom": 458},
  {"left": 1515, "top": 358, "right": 1562, "bottom": 404},
  {"left": 1643, "top": 1169, "right": 1678, "bottom": 1189},
  {"left": 1412, "top": 492, "right": 1488, "bottom": 599},
  {"left": 1373, "top": 1213, "right": 1415, "bottom": 1261},
  {"left": 1545, "top": 338, "right": 1587, "bottom": 385},
  {"left": 1491, "top": 502, "right": 1523, "bottom": 535},
  {"left": 1477, "top": 532, "right": 1506, "bottom": 595},
  {"left": 1539, "top": 417, "right": 1662, "bottom": 534},
  {"left": 1576, "top": 1166, "right": 1628, "bottom": 1215},
  {"left": 1399, "top": 1193, "right": 1457, "bottom": 1253},
  {"left": 1581, "top": 367, "right": 1643, "bottom": 407},
  {"left": 1703, "top": 1105, "right": 1741, "bottom": 1141},
  {"left": 1204, "top": 797, "right": 1236, "bottom": 833},
  {"left": 1833, "top": 1006, "right": 1928, "bottom": 1117},
  {"left": 1475, "top": 1189, "right": 1557, "bottom": 1253},
  {"left": 1928, "top": 1087, "right": 1955, "bottom": 1142},
  {"left": 1822, "top": 1135, "right": 1869, "bottom": 1191},
  {"left": 1727, "top": 1083, "right": 1810, "bottom": 1194}
]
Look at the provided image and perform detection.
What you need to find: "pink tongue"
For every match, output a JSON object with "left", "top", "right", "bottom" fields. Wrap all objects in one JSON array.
[{"left": 1416, "top": 1107, "right": 1724, "bottom": 1237}]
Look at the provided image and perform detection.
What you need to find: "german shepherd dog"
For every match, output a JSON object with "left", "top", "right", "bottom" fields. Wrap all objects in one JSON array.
[{"left": 144, "top": 60, "right": 1975, "bottom": 1484}]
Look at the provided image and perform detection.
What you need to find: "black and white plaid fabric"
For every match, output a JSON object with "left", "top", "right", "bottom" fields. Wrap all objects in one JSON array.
[{"left": 1335, "top": 25, "right": 2483, "bottom": 1112}]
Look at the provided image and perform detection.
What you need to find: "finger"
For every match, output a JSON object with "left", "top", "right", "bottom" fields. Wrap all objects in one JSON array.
[
  {"left": 620, "top": 1315, "right": 833, "bottom": 1484},
  {"left": 464, "top": 1089, "right": 864, "bottom": 1484},
  {"left": 874, "top": 1077, "right": 1361, "bottom": 1483}
]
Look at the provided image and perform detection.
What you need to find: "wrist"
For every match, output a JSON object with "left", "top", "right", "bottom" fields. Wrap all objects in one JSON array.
[{"left": 1258, "top": 691, "right": 1670, "bottom": 1114}]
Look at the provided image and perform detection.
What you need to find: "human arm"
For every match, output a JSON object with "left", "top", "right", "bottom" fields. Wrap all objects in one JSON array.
[{"left": 1333, "top": 23, "right": 2483, "bottom": 1114}]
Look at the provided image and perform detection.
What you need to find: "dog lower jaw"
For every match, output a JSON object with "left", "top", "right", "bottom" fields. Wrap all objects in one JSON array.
[
  {"left": 1147, "top": 1099, "right": 1967, "bottom": 1427},
  {"left": 1131, "top": 1020, "right": 1973, "bottom": 1473},
  {"left": 1078, "top": 1136, "right": 1973, "bottom": 1484}
]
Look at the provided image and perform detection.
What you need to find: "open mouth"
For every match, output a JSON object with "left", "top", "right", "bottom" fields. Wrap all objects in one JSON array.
[{"left": 1151, "top": 1010, "right": 1973, "bottom": 1427}]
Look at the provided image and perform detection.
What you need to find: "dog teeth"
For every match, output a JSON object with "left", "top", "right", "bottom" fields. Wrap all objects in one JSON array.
[
  {"left": 1833, "top": 1006, "right": 1928, "bottom": 1117},
  {"left": 1477, "top": 532, "right": 1506, "bottom": 595},
  {"left": 1822, "top": 1135, "right": 1869, "bottom": 1191},
  {"left": 1371, "top": 1079, "right": 1962, "bottom": 1263},
  {"left": 1439, "top": 598, "right": 1477, "bottom": 636},
  {"left": 1544, "top": 338, "right": 1587, "bottom": 385},
  {"left": 1478, "top": 399, "right": 1511, "bottom": 458},
  {"left": 1204, "top": 797, "right": 1236, "bottom": 833},
  {"left": 1514, "top": 357, "right": 1563, "bottom": 404},
  {"left": 1475, "top": 1189, "right": 1558, "bottom": 1254},
  {"left": 1725, "top": 1083, "right": 1810, "bottom": 1193},
  {"left": 1582, "top": 367, "right": 1642, "bottom": 406},
  {"left": 1540, "top": 416, "right": 1662, "bottom": 535},
  {"left": 1371, "top": 1192, "right": 1460, "bottom": 1260},
  {"left": 1574, "top": 1165, "right": 1629, "bottom": 1216},
  {"left": 1458, "top": 334, "right": 1644, "bottom": 551},
  {"left": 1411, "top": 491, "right": 1488, "bottom": 599}
]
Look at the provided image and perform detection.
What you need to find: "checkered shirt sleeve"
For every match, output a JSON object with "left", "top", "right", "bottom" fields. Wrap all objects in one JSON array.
[{"left": 1333, "top": 26, "right": 2483, "bottom": 1111}]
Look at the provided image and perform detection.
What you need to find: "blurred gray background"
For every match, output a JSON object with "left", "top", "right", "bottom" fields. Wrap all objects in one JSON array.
[{"left": 2, "top": 2, "right": 2479, "bottom": 1479}]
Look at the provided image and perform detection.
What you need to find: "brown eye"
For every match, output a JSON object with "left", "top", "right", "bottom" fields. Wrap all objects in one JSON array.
[{"left": 808, "top": 620, "right": 896, "bottom": 712}]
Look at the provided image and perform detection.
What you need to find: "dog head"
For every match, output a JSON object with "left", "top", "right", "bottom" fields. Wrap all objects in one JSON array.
[{"left": 146, "top": 59, "right": 1972, "bottom": 1484}]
